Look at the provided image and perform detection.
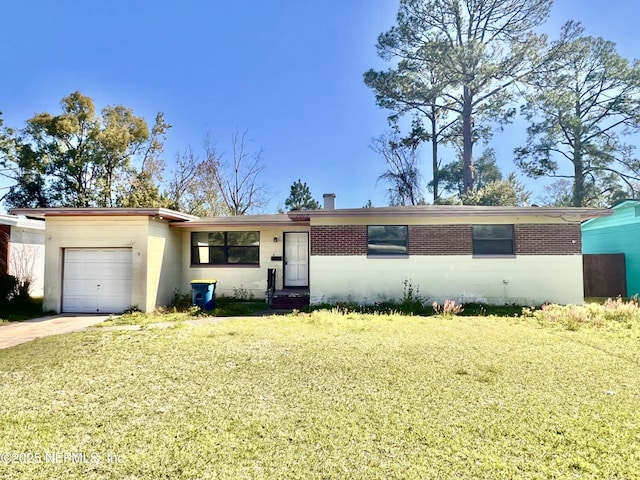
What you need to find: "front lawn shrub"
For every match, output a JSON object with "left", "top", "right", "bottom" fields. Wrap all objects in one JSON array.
[
  {"left": 432, "top": 299, "right": 464, "bottom": 317},
  {"left": 399, "top": 278, "right": 424, "bottom": 313},
  {"left": 602, "top": 296, "right": 640, "bottom": 323},
  {"left": 0, "top": 274, "right": 18, "bottom": 302},
  {"left": 522, "top": 298, "right": 640, "bottom": 330},
  {"left": 170, "top": 290, "right": 193, "bottom": 311},
  {"left": 231, "top": 285, "right": 254, "bottom": 300}
]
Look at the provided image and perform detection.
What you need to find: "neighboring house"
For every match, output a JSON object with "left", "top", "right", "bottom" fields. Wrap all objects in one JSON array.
[
  {"left": 12, "top": 200, "right": 609, "bottom": 313},
  {"left": 0, "top": 214, "right": 46, "bottom": 297},
  {"left": 582, "top": 199, "right": 640, "bottom": 297}
]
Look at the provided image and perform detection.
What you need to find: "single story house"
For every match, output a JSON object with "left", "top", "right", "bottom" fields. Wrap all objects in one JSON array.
[
  {"left": 0, "top": 214, "right": 45, "bottom": 297},
  {"left": 12, "top": 198, "right": 609, "bottom": 313},
  {"left": 582, "top": 199, "right": 640, "bottom": 297}
]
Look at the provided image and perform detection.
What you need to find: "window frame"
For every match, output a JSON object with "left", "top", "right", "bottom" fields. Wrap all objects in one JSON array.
[
  {"left": 191, "top": 231, "right": 260, "bottom": 266},
  {"left": 366, "top": 225, "right": 409, "bottom": 257},
  {"left": 472, "top": 224, "right": 515, "bottom": 257}
]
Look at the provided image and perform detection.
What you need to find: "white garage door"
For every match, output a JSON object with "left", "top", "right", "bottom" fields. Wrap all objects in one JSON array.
[{"left": 63, "top": 248, "right": 132, "bottom": 313}]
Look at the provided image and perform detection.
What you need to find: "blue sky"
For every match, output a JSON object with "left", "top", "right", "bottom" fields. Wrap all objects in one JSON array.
[{"left": 1, "top": 0, "right": 638, "bottom": 212}]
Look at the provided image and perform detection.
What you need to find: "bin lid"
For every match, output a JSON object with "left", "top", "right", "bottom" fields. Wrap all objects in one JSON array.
[{"left": 190, "top": 279, "right": 217, "bottom": 284}]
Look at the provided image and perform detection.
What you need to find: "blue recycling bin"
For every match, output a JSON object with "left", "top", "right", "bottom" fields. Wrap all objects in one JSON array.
[{"left": 190, "top": 280, "right": 217, "bottom": 311}]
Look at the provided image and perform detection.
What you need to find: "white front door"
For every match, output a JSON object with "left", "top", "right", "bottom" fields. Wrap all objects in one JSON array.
[
  {"left": 62, "top": 248, "right": 132, "bottom": 313},
  {"left": 284, "top": 232, "right": 309, "bottom": 287}
]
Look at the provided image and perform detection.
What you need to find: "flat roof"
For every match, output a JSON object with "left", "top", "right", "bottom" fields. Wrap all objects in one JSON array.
[
  {"left": 171, "top": 214, "right": 308, "bottom": 228},
  {"left": 305, "top": 205, "right": 612, "bottom": 220},
  {"left": 9, "top": 208, "right": 198, "bottom": 222},
  {"left": 7, "top": 205, "right": 613, "bottom": 227},
  {"left": 174, "top": 205, "right": 611, "bottom": 227},
  {"left": 0, "top": 214, "right": 46, "bottom": 230}
]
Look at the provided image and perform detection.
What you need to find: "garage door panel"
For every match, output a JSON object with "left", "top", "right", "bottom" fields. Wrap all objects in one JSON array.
[
  {"left": 98, "top": 296, "right": 130, "bottom": 313},
  {"left": 63, "top": 249, "right": 132, "bottom": 313},
  {"left": 62, "top": 279, "right": 85, "bottom": 295},
  {"left": 64, "top": 296, "right": 98, "bottom": 312}
]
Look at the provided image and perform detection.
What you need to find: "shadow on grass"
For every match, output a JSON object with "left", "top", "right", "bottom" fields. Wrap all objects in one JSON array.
[
  {"left": 212, "top": 297, "right": 271, "bottom": 316},
  {"left": 0, "top": 297, "right": 46, "bottom": 322}
]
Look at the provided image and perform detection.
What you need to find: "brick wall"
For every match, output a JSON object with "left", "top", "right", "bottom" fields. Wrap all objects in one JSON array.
[
  {"left": 408, "top": 225, "right": 472, "bottom": 255},
  {"left": 310, "top": 225, "right": 367, "bottom": 256},
  {"left": 310, "top": 223, "right": 582, "bottom": 256},
  {"left": 515, "top": 224, "right": 581, "bottom": 255}
]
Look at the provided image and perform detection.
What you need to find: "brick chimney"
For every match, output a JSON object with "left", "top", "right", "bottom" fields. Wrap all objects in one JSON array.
[{"left": 323, "top": 193, "right": 336, "bottom": 210}]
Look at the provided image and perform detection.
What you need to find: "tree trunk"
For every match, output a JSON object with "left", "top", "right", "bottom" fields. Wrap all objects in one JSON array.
[
  {"left": 572, "top": 102, "right": 585, "bottom": 207},
  {"left": 431, "top": 105, "right": 439, "bottom": 203},
  {"left": 572, "top": 147, "right": 585, "bottom": 207},
  {"left": 462, "top": 87, "right": 475, "bottom": 193}
]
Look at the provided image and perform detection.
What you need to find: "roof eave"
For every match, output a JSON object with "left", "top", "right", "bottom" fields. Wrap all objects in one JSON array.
[
  {"left": 0, "top": 214, "right": 46, "bottom": 229},
  {"left": 171, "top": 216, "right": 309, "bottom": 228},
  {"left": 306, "top": 206, "right": 612, "bottom": 220},
  {"left": 9, "top": 208, "right": 198, "bottom": 222}
]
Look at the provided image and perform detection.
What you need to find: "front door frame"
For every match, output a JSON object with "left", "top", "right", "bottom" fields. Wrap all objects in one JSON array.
[{"left": 283, "top": 231, "right": 309, "bottom": 288}]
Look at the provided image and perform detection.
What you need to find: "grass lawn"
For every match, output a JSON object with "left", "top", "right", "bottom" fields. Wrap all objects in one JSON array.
[{"left": 0, "top": 311, "right": 639, "bottom": 479}]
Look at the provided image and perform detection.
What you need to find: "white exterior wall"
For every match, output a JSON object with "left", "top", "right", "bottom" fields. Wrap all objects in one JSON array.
[
  {"left": 310, "top": 255, "right": 584, "bottom": 306},
  {"left": 180, "top": 227, "right": 309, "bottom": 299},
  {"left": 147, "top": 218, "right": 183, "bottom": 309},
  {"left": 44, "top": 217, "right": 153, "bottom": 313},
  {"left": 9, "top": 226, "right": 46, "bottom": 297},
  {"left": 309, "top": 213, "right": 585, "bottom": 306}
]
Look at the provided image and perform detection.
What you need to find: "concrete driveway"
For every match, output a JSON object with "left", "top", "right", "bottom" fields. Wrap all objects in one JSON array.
[{"left": 0, "top": 314, "right": 110, "bottom": 350}]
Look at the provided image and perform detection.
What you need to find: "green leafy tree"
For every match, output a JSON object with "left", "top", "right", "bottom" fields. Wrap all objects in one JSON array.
[
  {"left": 117, "top": 113, "right": 171, "bottom": 208},
  {"left": 516, "top": 23, "right": 640, "bottom": 206},
  {"left": 164, "top": 147, "right": 227, "bottom": 217},
  {"left": 0, "top": 112, "right": 16, "bottom": 179},
  {"left": 462, "top": 173, "right": 531, "bottom": 206},
  {"left": 4, "top": 92, "right": 169, "bottom": 209},
  {"left": 434, "top": 149, "right": 530, "bottom": 205},
  {"left": 97, "top": 105, "right": 148, "bottom": 206},
  {"left": 11, "top": 92, "right": 102, "bottom": 207},
  {"left": 365, "top": 0, "right": 552, "bottom": 195},
  {"left": 118, "top": 168, "right": 169, "bottom": 209},
  {"left": 437, "top": 149, "right": 502, "bottom": 198},
  {"left": 0, "top": 113, "right": 20, "bottom": 206},
  {"left": 284, "top": 179, "right": 320, "bottom": 210}
]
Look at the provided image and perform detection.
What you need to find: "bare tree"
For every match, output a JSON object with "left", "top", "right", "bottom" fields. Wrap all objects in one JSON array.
[
  {"left": 206, "top": 130, "right": 269, "bottom": 215},
  {"left": 372, "top": 132, "right": 423, "bottom": 206},
  {"left": 164, "top": 147, "right": 227, "bottom": 217},
  {"left": 2, "top": 230, "right": 40, "bottom": 298}
]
